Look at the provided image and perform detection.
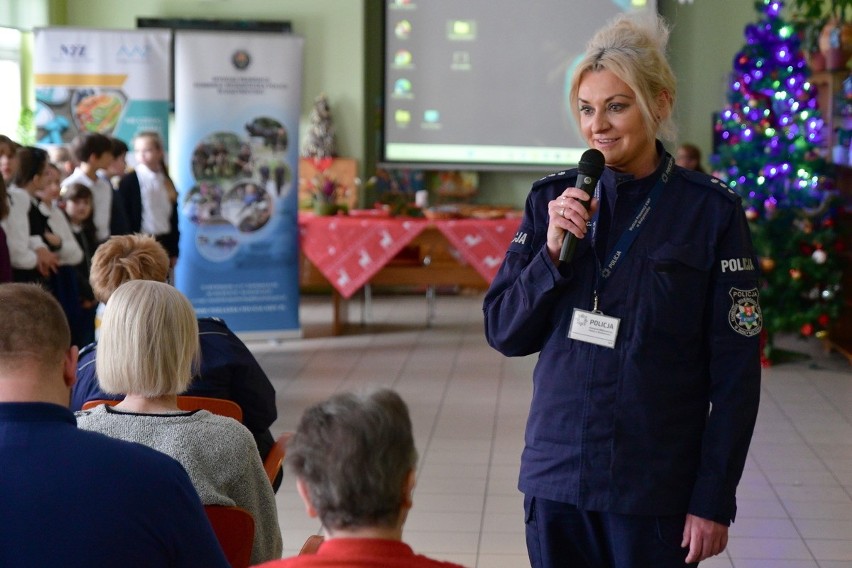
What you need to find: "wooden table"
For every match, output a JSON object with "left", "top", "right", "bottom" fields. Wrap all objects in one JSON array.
[{"left": 299, "top": 213, "right": 521, "bottom": 334}]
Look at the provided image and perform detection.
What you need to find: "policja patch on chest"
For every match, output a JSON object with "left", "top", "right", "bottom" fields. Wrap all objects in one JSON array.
[{"left": 728, "top": 287, "right": 762, "bottom": 336}]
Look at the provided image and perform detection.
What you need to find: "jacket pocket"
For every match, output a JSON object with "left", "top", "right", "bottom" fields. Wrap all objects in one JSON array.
[{"left": 641, "top": 242, "right": 712, "bottom": 336}]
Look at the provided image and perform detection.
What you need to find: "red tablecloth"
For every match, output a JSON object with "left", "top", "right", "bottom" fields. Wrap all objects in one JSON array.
[
  {"left": 432, "top": 218, "right": 520, "bottom": 283},
  {"left": 299, "top": 213, "right": 521, "bottom": 298}
]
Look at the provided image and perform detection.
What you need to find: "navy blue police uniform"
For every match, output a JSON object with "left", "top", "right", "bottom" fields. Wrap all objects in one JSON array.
[
  {"left": 483, "top": 145, "right": 761, "bottom": 567},
  {"left": 72, "top": 317, "right": 278, "bottom": 469}
]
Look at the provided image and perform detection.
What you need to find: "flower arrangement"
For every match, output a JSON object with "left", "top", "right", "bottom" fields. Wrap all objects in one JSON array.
[
  {"left": 311, "top": 171, "right": 339, "bottom": 203},
  {"left": 309, "top": 170, "right": 346, "bottom": 215}
]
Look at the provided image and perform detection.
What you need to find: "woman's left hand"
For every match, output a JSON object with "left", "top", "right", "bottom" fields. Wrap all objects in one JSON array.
[{"left": 682, "top": 513, "right": 728, "bottom": 563}]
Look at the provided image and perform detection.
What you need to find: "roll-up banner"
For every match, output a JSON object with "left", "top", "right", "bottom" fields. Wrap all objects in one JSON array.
[
  {"left": 33, "top": 28, "right": 171, "bottom": 146},
  {"left": 174, "top": 31, "right": 303, "bottom": 339}
]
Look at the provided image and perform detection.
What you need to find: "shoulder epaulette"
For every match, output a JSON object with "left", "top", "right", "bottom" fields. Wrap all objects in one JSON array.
[
  {"left": 531, "top": 168, "right": 578, "bottom": 190},
  {"left": 679, "top": 169, "right": 741, "bottom": 202}
]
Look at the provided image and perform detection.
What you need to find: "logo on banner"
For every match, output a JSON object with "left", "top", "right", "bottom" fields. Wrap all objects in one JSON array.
[
  {"left": 232, "top": 50, "right": 251, "bottom": 70},
  {"left": 58, "top": 44, "right": 89, "bottom": 61},
  {"left": 117, "top": 44, "right": 150, "bottom": 61}
]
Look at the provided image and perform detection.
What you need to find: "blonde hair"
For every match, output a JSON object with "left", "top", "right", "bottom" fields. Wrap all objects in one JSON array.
[
  {"left": 569, "top": 13, "right": 677, "bottom": 143},
  {"left": 96, "top": 280, "right": 199, "bottom": 397},
  {"left": 89, "top": 234, "right": 170, "bottom": 302}
]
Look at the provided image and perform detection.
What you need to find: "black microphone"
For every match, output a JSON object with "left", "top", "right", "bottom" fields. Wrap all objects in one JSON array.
[{"left": 559, "top": 148, "right": 605, "bottom": 264}]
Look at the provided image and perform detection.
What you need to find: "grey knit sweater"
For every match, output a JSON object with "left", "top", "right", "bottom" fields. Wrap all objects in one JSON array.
[{"left": 76, "top": 405, "right": 282, "bottom": 564}]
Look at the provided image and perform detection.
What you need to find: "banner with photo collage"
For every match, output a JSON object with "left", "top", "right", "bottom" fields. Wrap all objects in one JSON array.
[
  {"left": 33, "top": 27, "right": 171, "bottom": 148},
  {"left": 174, "top": 31, "right": 303, "bottom": 338}
]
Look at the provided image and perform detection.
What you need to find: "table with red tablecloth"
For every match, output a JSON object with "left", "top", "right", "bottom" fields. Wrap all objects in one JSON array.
[{"left": 298, "top": 213, "right": 521, "bottom": 332}]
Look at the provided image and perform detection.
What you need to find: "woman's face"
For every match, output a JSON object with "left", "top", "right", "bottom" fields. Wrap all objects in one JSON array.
[{"left": 577, "top": 69, "right": 659, "bottom": 178}]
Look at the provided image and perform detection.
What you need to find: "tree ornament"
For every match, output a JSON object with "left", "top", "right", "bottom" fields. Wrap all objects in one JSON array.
[
  {"left": 800, "top": 322, "right": 814, "bottom": 336},
  {"left": 811, "top": 249, "right": 828, "bottom": 264},
  {"left": 789, "top": 268, "right": 802, "bottom": 280},
  {"left": 760, "top": 257, "right": 776, "bottom": 271},
  {"left": 818, "top": 313, "right": 830, "bottom": 327}
]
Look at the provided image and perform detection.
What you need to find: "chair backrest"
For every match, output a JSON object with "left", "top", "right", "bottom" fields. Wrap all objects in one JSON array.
[
  {"left": 205, "top": 505, "right": 255, "bottom": 568},
  {"left": 176, "top": 396, "right": 243, "bottom": 422},
  {"left": 299, "top": 534, "right": 324, "bottom": 555},
  {"left": 263, "top": 432, "right": 293, "bottom": 487},
  {"left": 81, "top": 395, "right": 244, "bottom": 422}
]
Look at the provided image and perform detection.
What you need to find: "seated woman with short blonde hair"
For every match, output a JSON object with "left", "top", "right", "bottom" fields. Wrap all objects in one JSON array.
[{"left": 76, "top": 280, "right": 282, "bottom": 565}]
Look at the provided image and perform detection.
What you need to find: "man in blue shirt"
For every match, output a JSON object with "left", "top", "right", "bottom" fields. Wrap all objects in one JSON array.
[{"left": 0, "top": 283, "right": 230, "bottom": 568}]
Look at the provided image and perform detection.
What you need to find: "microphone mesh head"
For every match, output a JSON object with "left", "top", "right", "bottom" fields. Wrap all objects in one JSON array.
[{"left": 578, "top": 149, "right": 605, "bottom": 177}]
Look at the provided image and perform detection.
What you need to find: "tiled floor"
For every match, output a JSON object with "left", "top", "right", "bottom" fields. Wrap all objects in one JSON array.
[{"left": 248, "top": 292, "right": 852, "bottom": 568}]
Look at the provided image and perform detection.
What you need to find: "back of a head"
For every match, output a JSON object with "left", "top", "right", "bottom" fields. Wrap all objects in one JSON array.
[
  {"left": 71, "top": 132, "right": 112, "bottom": 163},
  {"left": 109, "top": 136, "right": 129, "bottom": 159},
  {"left": 569, "top": 12, "right": 677, "bottom": 142},
  {"left": 89, "top": 234, "right": 170, "bottom": 303},
  {"left": 0, "top": 284, "right": 70, "bottom": 375},
  {"left": 96, "top": 280, "right": 199, "bottom": 398},
  {"left": 287, "top": 388, "right": 418, "bottom": 531}
]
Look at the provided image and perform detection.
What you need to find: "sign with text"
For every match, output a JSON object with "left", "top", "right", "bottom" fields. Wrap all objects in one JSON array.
[{"left": 174, "top": 30, "right": 303, "bottom": 338}]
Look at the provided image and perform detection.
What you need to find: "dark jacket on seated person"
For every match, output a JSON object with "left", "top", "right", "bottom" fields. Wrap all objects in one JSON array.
[
  {"left": 71, "top": 316, "right": 277, "bottom": 459},
  {"left": 0, "top": 402, "right": 230, "bottom": 568}
]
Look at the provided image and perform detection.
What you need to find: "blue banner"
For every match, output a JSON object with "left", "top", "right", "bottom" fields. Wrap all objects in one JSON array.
[{"left": 174, "top": 31, "right": 303, "bottom": 338}]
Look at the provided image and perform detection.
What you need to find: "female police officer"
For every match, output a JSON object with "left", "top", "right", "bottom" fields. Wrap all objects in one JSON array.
[{"left": 484, "top": 13, "right": 761, "bottom": 568}]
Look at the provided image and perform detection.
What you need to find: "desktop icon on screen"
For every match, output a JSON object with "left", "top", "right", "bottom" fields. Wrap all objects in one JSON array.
[
  {"left": 394, "top": 49, "right": 413, "bottom": 67},
  {"left": 447, "top": 19, "right": 476, "bottom": 41},
  {"left": 395, "top": 109, "right": 412, "bottom": 127},
  {"left": 393, "top": 78, "right": 413, "bottom": 96},
  {"left": 395, "top": 20, "right": 412, "bottom": 39}
]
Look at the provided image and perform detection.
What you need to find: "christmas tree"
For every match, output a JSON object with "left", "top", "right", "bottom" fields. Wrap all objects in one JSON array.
[{"left": 712, "top": 0, "right": 844, "bottom": 363}]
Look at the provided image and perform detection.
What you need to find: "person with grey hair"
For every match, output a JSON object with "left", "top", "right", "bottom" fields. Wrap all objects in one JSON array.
[
  {"left": 0, "top": 283, "right": 230, "bottom": 567},
  {"left": 75, "top": 280, "right": 282, "bottom": 565},
  {"left": 484, "top": 12, "right": 761, "bottom": 568},
  {"left": 254, "top": 389, "right": 466, "bottom": 568}
]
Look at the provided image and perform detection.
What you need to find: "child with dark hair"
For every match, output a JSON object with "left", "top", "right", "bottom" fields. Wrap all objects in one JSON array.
[
  {"left": 6, "top": 145, "right": 59, "bottom": 283},
  {"left": 61, "top": 133, "right": 115, "bottom": 244},
  {"left": 61, "top": 182, "right": 98, "bottom": 346},
  {"left": 103, "top": 136, "right": 131, "bottom": 236}
]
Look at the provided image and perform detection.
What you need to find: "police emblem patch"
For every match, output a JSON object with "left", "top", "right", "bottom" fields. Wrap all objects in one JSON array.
[{"left": 728, "top": 287, "right": 762, "bottom": 336}]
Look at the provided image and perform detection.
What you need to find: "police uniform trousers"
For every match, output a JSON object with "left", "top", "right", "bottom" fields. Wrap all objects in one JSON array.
[{"left": 525, "top": 495, "right": 700, "bottom": 568}]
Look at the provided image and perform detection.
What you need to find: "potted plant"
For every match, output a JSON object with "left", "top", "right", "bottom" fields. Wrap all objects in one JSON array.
[{"left": 791, "top": 0, "right": 852, "bottom": 70}]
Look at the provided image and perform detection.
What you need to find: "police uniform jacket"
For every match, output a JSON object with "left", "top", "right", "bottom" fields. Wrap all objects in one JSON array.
[{"left": 483, "top": 146, "right": 761, "bottom": 525}]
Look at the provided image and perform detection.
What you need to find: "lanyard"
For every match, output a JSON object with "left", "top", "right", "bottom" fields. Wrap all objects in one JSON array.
[{"left": 597, "top": 155, "right": 674, "bottom": 280}]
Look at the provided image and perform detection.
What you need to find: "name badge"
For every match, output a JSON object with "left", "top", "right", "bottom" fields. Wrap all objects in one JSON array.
[{"left": 568, "top": 308, "right": 620, "bottom": 348}]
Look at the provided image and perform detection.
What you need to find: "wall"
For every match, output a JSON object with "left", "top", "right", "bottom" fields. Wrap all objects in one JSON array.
[{"left": 663, "top": 0, "right": 756, "bottom": 173}]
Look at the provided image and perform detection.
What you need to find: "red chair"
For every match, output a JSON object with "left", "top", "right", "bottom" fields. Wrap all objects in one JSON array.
[
  {"left": 263, "top": 432, "right": 293, "bottom": 487},
  {"left": 205, "top": 505, "right": 255, "bottom": 568},
  {"left": 81, "top": 395, "right": 244, "bottom": 422},
  {"left": 299, "top": 534, "right": 324, "bottom": 555}
]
